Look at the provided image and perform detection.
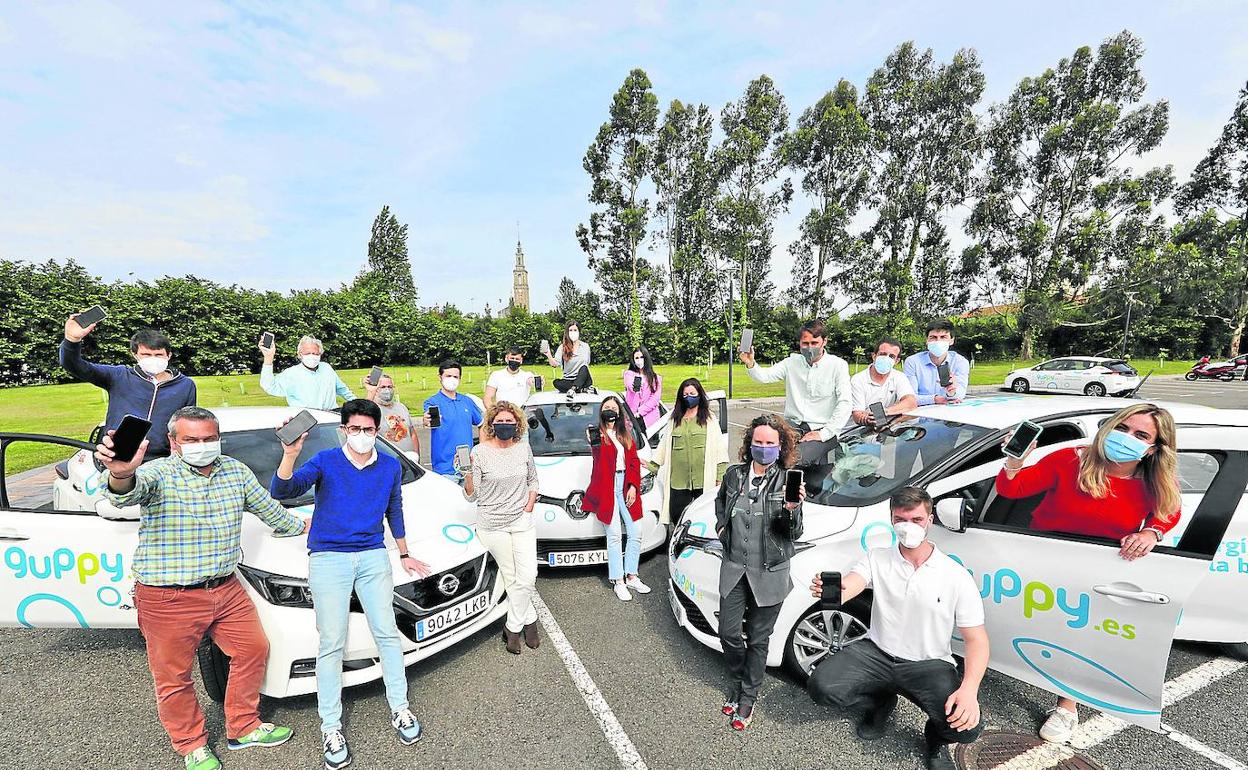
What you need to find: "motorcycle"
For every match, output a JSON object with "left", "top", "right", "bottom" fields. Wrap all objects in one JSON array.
[{"left": 1186, "top": 359, "right": 1239, "bottom": 381}]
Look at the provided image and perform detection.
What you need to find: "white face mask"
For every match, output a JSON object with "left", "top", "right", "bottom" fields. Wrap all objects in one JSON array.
[
  {"left": 633, "top": 357, "right": 645, "bottom": 368},
  {"left": 893, "top": 521, "right": 928, "bottom": 549},
  {"left": 178, "top": 440, "right": 221, "bottom": 468},
  {"left": 442, "top": 376, "right": 460, "bottom": 392},
  {"left": 346, "top": 432, "right": 376, "bottom": 454},
  {"left": 301, "top": 354, "right": 321, "bottom": 369},
  {"left": 137, "top": 356, "right": 169, "bottom": 376},
  {"left": 568, "top": 330, "right": 580, "bottom": 343}
]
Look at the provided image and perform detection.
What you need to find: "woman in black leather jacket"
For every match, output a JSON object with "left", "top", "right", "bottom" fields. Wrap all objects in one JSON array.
[{"left": 714, "top": 414, "right": 805, "bottom": 731}]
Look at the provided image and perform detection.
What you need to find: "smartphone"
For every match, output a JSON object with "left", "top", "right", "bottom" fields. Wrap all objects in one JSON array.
[
  {"left": 109, "top": 414, "right": 152, "bottom": 463},
  {"left": 937, "top": 361, "right": 953, "bottom": 388},
  {"left": 869, "top": 401, "right": 888, "bottom": 425},
  {"left": 533, "top": 374, "right": 544, "bottom": 392},
  {"left": 819, "top": 571, "right": 842, "bottom": 609},
  {"left": 454, "top": 445, "right": 471, "bottom": 470},
  {"left": 427, "top": 405, "right": 441, "bottom": 428},
  {"left": 75, "top": 305, "right": 107, "bottom": 328},
  {"left": 632, "top": 375, "right": 642, "bottom": 393},
  {"left": 367, "top": 366, "right": 383, "bottom": 386},
  {"left": 784, "top": 469, "right": 804, "bottom": 504},
  {"left": 260, "top": 331, "right": 274, "bottom": 348},
  {"left": 738, "top": 328, "right": 754, "bottom": 354},
  {"left": 587, "top": 425, "right": 602, "bottom": 446},
  {"left": 1003, "top": 420, "right": 1043, "bottom": 459},
  {"left": 540, "top": 339, "right": 551, "bottom": 355},
  {"left": 275, "top": 410, "right": 318, "bottom": 446}
]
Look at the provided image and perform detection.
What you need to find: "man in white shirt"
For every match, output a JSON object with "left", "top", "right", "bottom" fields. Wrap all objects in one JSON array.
[
  {"left": 740, "top": 319, "right": 851, "bottom": 463},
  {"left": 850, "top": 337, "right": 918, "bottom": 426},
  {"left": 806, "top": 487, "right": 988, "bottom": 770},
  {"left": 485, "top": 346, "right": 535, "bottom": 409},
  {"left": 259, "top": 334, "right": 356, "bottom": 409}
]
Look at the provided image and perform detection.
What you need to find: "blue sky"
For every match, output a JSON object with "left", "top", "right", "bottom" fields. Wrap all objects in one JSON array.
[{"left": 1, "top": 1, "right": 1245, "bottom": 312}]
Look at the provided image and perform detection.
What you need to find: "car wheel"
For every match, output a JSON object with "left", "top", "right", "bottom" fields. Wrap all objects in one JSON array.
[
  {"left": 1011, "top": 378, "right": 1030, "bottom": 394},
  {"left": 197, "top": 639, "right": 230, "bottom": 703},
  {"left": 1083, "top": 382, "right": 1106, "bottom": 397},
  {"left": 783, "top": 596, "right": 871, "bottom": 681},
  {"left": 1221, "top": 641, "right": 1248, "bottom": 661}
]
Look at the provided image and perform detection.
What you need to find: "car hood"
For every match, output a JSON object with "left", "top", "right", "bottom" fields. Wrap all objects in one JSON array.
[{"left": 678, "top": 487, "right": 862, "bottom": 543}]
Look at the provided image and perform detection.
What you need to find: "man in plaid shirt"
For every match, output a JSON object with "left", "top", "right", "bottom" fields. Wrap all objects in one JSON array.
[{"left": 98, "top": 406, "right": 308, "bottom": 770}]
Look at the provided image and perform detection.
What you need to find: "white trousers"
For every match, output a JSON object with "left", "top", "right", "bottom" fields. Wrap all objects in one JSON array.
[{"left": 477, "top": 517, "right": 539, "bottom": 633}]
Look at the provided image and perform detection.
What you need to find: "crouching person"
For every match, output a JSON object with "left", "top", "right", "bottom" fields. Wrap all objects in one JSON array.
[
  {"left": 807, "top": 487, "right": 987, "bottom": 770},
  {"left": 96, "top": 406, "right": 304, "bottom": 770}
]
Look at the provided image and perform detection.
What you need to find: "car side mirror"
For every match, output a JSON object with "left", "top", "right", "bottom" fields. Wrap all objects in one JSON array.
[{"left": 935, "top": 497, "right": 968, "bottom": 533}]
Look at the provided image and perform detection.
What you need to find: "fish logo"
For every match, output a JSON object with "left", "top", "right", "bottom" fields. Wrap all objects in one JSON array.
[{"left": 1012, "top": 637, "right": 1158, "bottom": 716}]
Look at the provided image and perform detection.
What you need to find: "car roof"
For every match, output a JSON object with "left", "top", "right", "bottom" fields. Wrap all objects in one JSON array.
[
  {"left": 909, "top": 395, "right": 1248, "bottom": 429},
  {"left": 524, "top": 389, "right": 623, "bottom": 407},
  {"left": 212, "top": 406, "right": 339, "bottom": 433},
  {"left": 1039, "top": 356, "right": 1124, "bottom": 364}
]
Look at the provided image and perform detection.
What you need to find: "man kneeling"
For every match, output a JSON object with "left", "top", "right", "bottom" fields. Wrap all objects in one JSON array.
[{"left": 807, "top": 487, "right": 987, "bottom": 770}]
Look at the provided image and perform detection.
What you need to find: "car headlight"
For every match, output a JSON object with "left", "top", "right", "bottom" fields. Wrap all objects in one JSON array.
[
  {"left": 239, "top": 565, "right": 313, "bottom": 608},
  {"left": 640, "top": 473, "right": 655, "bottom": 495}
]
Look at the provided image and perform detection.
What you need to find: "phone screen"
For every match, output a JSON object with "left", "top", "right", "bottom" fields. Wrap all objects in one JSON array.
[
  {"left": 540, "top": 339, "right": 551, "bottom": 355},
  {"left": 275, "top": 410, "right": 318, "bottom": 446},
  {"left": 367, "top": 366, "right": 383, "bottom": 386},
  {"left": 588, "top": 425, "right": 601, "bottom": 446},
  {"left": 937, "top": 361, "right": 952, "bottom": 388},
  {"left": 869, "top": 402, "right": 887, "bottom": 424},
  {"left": 784, "top": 469, "right": 803, "bottom": 504},
  {"left": 260, "top": 332, "right": 274, "bottom": 348},
  {"left": 632, "top": 375, "right": 642, "bottom": 392},
  {"left": 820, "top": 571, "right": 842, "bottom": 609},
  {"left": 427, "top": 406, "right": 441, "bottom": 428},
  {"left": 75, "top": 305, "right": 107, "bottom": 328},
  {"left": 454, "top": 445, "right": 471, "bottom": 470},
  {"left": 110, "top": 415, "right": 152, "bottom": 462},
  {"left": 739, "top": 328, "right": 754, "bottom": 354},
  {"left": 533, "top": 375, "right": 544, "bottom": 391},
  {"left": 1003, "top": 421, "right": 1043, "bottom": 458}
]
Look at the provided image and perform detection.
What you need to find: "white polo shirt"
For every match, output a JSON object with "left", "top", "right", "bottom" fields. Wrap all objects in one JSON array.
[
  {"left": 849, "top": 368, "right": 915, "bottom": 412},
  {"left": 486, "top": 368, "right": 533, "bottom": 407},
  {"left": 850, "top": 542, "right": 984, "bottom": 664}
]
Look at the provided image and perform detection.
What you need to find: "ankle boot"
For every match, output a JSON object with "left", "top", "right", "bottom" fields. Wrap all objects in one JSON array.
[
  {"left": 523, "top": 622, "right": 540, "bottom": 649},
  {"left": 503, "top": 629, "right": 521, "bottom": 655}
]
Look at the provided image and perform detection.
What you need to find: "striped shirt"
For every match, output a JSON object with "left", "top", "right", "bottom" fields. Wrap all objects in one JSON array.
[
  {"left": 464, "top": 441, "right": 539, "bottom": 530},
  {"left": 103, "top": 455, "right": 304, "bottom": 586}
]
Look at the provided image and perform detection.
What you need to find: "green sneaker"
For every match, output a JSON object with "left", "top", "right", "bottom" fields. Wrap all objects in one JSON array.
[
  {"left": 184, "top": 746, "right": 221, "bottom": 770},
  {"left": 226, "top": 722, "right": 294, "bottom": 751}
]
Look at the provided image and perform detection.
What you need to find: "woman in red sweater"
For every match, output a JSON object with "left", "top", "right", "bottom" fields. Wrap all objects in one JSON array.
[
  {"left": 995, "top": 402, "right": 1181, "bottom": 743},
  {"left": 583, "top": 395, "right": 649, "bottom": 602}
]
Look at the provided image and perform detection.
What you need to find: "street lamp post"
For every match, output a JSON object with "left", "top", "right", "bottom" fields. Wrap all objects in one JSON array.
[
  {"left": 727, "top": 275, "right": 735, "bottom": 400},
  {"left": 1122, "top": 291, "right": 1138, "bottom": 358}
]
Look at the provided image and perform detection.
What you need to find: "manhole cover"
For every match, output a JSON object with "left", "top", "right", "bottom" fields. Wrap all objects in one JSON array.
[{"left": 956, "top": 730, "right": 1107, "bottom": 770}]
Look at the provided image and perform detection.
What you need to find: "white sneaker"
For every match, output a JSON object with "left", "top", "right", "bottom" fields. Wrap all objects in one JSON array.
[
  {"left": 1039, "top": 707, "right": 1078, "bottom": 743},
  {"left": 612, "top": 580, "right": 632, "bottom": 602},
  {"left": 624, "top": 575, "right": 651, "bottom": 594}
]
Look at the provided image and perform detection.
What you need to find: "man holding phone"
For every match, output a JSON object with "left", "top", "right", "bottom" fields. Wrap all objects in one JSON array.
[
  {"left": 96, "top": 406, "right": 307, "bottom": 770},
  {"left": 365, "top": 373, "right": 421, "bottom": 457},
  {"left": 903, "top": 319, "right": 969, "bottom": 406},
  {"left": 806, "top": 487, "right": 988, "bottom": 770},
  {"left": 850, "top": 337, "right": 917, "bottom": 426},
  {"left": 258, "top": 333, "right": 356, "bottom": 409},
  {"left": 422, "top": 360, "right": 483, "bottom": 477},
  {"left": 60, "top": 313, "right": 197, "bottom": 458}
]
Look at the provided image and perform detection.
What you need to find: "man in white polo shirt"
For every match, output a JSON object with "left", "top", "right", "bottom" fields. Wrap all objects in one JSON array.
[
  {"left": 849, "top": 336, "right": 917, "bottom": 426},
  {"left": 806, "top": 486, "right": 988, "bottom": 770},
  {"left": 485, "top": 346, "right": 535, "bottom": 409}
]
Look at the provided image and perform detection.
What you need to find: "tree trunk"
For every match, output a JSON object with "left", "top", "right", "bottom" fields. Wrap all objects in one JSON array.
[
  {"left": 1230, "top": 293, "right": 1247, "bottom": 356},
  {"left": 1020, "top": 323, "right": 1037, "bottom": 361},
  {"left": 812, "top": 242, "right": 827, "bottom": 318}
]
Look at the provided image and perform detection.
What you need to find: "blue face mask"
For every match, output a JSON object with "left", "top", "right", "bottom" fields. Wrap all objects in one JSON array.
[
  {"left": 750, "top": 444, "right": 780, "bottom": 465},
  {"left": 1103, "top": 429, "right": 1151, "bottom": 463},
  {"left": 872, "top": 356, "right": 895, "bottom": 375},
  {"left": 927, "top": 340, "right": 950, "bottom": 358},
  {"left": 682, "top": 394, "right": 701, "bottom": 408}
]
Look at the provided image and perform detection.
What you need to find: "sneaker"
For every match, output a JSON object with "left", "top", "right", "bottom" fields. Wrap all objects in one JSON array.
[
  {"left": 184, "top": 746, "right": 221, "bottom": 770},
  {"left": 392, "top": 708, "right": 423, "bottom": 745},
  {"left": 1039, "top": 706, "right": 1078, "bottom": 743},
  {"left": 323, "top": 730, "right": 352, "bottom": 770},
  {"left": 624, "top": 575, "right": 651, "bottom": 594},
  {"left": 729, "top": 701, "right": 754, "bottom": 732},
  {"left": 856, "top": 693, "right": 897, "bottom": 740},
  {"left": 227, "top": 722, "right": 293, "bottom": 750},
  {"left": 612, "top": 580, "right": 632, "bottom": 602}
]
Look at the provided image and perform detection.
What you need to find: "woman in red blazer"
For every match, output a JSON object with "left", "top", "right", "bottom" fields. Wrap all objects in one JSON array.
[{"left": 583, "top": 395, "right": 649, "bottom": 601}]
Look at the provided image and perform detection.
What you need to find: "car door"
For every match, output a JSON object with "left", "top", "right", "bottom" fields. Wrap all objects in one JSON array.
[
  {"left": 1031, "top": 360, "right": 1061, "bottom": 391},
  {"left": 0, "top": 435, "right": 140, "bottom": 629}
]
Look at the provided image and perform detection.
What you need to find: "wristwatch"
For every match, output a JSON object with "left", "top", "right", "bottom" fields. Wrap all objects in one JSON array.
[{"left": 399, "top": 552, "right": 410, "bottom": 559}]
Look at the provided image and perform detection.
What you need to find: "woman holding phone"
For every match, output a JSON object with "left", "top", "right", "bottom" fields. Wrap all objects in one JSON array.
[
  {"left": 994, "top": 402, "right": 1181, "bottom": 743},
  {"left": 649, "top": 378, "right": 727, "bottom": 529},
  {"left": 463, "top": 401, "right": 541, "bottom": 655},
  {"left": 623, "top": 347, "right": 663, "bottom": 428},
  {"left": 545, "top": 321, "right": 593, "bottom": 392},
  {"left": 583, "top": 395, "right": 649, "bottom": 601},
  {"left": 715, "top": 414, "right": 804, "bottom": 731}
]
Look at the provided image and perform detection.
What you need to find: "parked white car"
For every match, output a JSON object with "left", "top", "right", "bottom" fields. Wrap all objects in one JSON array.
[
  {"left": 668, "top": 394, "right": 1248, "bottom": 730},
  {"left": 1004, "top": 357, "right": 1141, "bottom": 397},
  {"left": 0, "top": 407, "right": 506, "bottom": 702}
]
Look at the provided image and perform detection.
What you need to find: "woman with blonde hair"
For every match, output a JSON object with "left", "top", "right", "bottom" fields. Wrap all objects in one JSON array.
[
  {"left": 463, "top": 401, "right": 541, "bottom": 654},
  {"left": 994, "top": 401, "right": 1181, "bottom": 743}
]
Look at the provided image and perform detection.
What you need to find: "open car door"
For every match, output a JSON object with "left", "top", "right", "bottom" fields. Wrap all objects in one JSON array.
[{"left": 0, "top": 435, "right": 139, "bottom": 629}]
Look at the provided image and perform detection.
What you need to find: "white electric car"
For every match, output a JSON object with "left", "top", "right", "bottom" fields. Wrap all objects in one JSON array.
[
  {"left": 1004, "top": 357, "right": 1141, "bottom": 397},
  {"left": 0, "top": 407, "right": 507, "bottom": 702},
  {"left": 669, "top": 394, "right": 1248, "bottom": 731}
]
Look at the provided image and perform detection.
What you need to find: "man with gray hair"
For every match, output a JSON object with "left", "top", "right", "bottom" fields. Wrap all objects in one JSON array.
[
  {"left": 258, "top": 332, "right": 356, "bottom": 409},
  {"left": 96, "top": 406, "right": 308, "bottom": 770}
]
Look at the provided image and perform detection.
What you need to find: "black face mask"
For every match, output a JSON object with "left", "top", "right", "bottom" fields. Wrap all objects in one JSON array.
[
  {"left": 506, "top": 360, "right": 521, "bottom": 371},
  {"left": 682, "top": 394, "right": 701, "bottom": 408},
  {"left": 601, "top": 410, "right": 619, "bottom": 424},
  {"left": 493, "top": 423, "right": 518, "bottom": 441}
]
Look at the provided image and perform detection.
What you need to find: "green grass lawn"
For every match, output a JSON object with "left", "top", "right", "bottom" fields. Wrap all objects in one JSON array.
[{"left": 0, "top": 358, "right": 1190, "bottom": 476}]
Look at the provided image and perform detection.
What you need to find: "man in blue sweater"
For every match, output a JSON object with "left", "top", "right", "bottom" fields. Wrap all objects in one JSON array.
[
  {"left": 270, "top": 399, "right": 431, "bottom": 770},
  {"left": 60, "top": 313, "right": 197, "bottom": 457}
]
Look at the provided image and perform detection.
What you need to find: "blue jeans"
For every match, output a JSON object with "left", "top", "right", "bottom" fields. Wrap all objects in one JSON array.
[
  {"left": 308, "top": 549, "right": 409, "bottom": 733},
  {"left": 605, "top": 470, "right": 640, "bottom": 581}
]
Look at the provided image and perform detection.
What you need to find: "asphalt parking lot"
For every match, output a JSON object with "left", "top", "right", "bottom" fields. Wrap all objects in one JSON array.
[{"left": 2, "top": 375, "right": 1247, "bottom": 770}]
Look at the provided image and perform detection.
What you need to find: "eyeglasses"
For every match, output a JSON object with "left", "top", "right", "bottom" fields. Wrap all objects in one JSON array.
[{"left": 343, "top": 426, "right": 378, "bottom": 436}]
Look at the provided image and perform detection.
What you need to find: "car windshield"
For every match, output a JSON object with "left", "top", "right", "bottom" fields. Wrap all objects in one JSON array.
[
  {"left": 524, "top": 401, "right": 645, "bottom": 457},
  {"left": 802, "top": 416, "right": 993, "bottom": 507},
  {"left": 222, "top": 423, "right": 420, "bottom": 507}
]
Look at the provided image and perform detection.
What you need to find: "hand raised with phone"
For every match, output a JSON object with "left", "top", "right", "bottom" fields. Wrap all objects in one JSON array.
[
  {"left": 65, "top": 311, "right": 100, "bottom": 343},
  {"left": 257, "top": 332, "right": 276, "bottom": 361},
  {"left": 277, "top": 416, "right": 309, "bottom": 456},
  {"left": 95, "top": 430, "right": 149, "bottom": 478}
]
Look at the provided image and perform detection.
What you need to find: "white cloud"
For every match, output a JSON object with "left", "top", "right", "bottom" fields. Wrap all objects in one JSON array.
[
  {"left": 309, "top": 65, "right": 381, "bottom": 98},
  {"left": 425, "top": 28, "right": 473, "bottom": 63},
  {"left": 37, "top": 0, "right": 157, "bottom": 60}
]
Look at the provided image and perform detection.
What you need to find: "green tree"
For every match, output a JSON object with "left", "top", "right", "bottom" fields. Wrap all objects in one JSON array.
[
  {"left": 964, "top": 30, "right": 1171, "bottom": 358},
  {"left": 864, "top": 42, "right": 984, "bottom": 321},
  {"left": 781, "top": 80, "right": 873, "bottom": 318},
  {"left": 576, "top": 68, "right": 661, "bottom": 345},
  {"left": 364, "top": 205, "right": 417, "bottom": 303},
  {"left": 1176, "top": 81, "right": 1248, "bottom": 355}
]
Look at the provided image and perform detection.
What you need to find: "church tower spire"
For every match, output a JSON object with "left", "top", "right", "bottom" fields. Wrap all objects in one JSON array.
[{"left": 511, "top": 226, "right": 530, "bottom": 312}]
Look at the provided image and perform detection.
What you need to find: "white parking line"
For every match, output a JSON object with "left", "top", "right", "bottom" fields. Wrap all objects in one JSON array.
[
  {"left": 1162, "top": 723, "right": 1247, "bottom": 770},
  {"left": 534, "top": 594, "right": 648, "bottom": 770}
]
